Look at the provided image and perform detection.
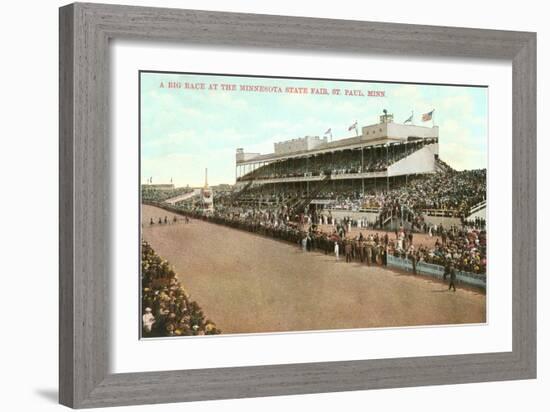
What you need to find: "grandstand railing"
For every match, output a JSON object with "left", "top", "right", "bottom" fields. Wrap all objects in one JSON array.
[
  {"left": 238, "top": 170, "right": 390, "bottom": 184},
  {"left": 248, "top": 174, "right": 326, "bottom": 184},
  {"left": 422, "top": 208, "right": 462, "bottom": 218},
  {"left": 387, "top": 255, "right": 486, "bottom": 290},
  {"left": 330, "top": 170, "right": 387, "bottom": 180},
  {"left": 468, "top": 199, "right": 487, "bottom": 216},
  {"left": 359, "top": 207, "right": 381, "bottom": 213}
]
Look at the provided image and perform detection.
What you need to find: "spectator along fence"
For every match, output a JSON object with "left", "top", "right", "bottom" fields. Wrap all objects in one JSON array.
[{"left": 387, "top": 255, "right": 486, "bottom": 291}]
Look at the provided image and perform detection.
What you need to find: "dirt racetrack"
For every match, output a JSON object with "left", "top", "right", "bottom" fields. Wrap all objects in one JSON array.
[{"left": 142, "top": 205, "right": 486, "bottom": 334}]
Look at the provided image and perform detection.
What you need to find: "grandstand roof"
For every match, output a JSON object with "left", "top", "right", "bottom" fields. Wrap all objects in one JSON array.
[{"left": 237, "top": 121, "right": 438, "bottom": 166}]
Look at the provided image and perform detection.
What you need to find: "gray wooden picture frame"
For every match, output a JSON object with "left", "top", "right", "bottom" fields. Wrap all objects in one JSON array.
[{"left": 59, "top": 2, "right": 536, "bottom": 409}]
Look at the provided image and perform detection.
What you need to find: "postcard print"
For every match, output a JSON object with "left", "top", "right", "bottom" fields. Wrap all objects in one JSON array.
[{"left": 140, "top": 71, "right": 487, "bottom": 338}]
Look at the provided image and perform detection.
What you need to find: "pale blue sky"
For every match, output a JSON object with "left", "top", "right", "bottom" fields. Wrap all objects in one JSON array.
[{"left": 140, "top": 72, "right": 487, "bottom": 187}]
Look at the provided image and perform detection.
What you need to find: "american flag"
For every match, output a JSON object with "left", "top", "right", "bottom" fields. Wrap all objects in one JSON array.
[
  {"left": 348, "top": 121, "right": 358, "bottom": 131},
  {"left": 422, "top": 110, "right": 434, "bottom": 122}
]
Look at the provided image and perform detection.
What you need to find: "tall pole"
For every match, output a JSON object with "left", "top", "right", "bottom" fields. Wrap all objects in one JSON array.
[
  {"left": 361, "top": 147, "right": 364, "bottom": 196},
  {"left": 306, "top": 156, "right": 309, "bottom": 196},
  {"left": 386, "top": 144, "right": 389, "bottom": 193}
]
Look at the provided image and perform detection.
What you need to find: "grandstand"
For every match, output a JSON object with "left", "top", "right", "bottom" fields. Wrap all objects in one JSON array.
[
  {"left": 225, "top": 111, "right": 485, "bottom": 230},
  {"left": 235, "top": 111, "right": 439, "bottom": 189},
  {"left": 141, "top": 185, "right": 191, "bottom": 203},
  {"left": 233, "top": 111, "right": 440, "bottom": 210},
  {"left": 142, "top": 169, "right": 217, "bottom": 212}
]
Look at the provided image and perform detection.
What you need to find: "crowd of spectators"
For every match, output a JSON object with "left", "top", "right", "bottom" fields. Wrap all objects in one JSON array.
[
  {"left": 229, "top": 169, "right": 486, "bottom": 224},
  {"left": 325, "top": 169, "right": 486, "bottom": 218},
  {"left": 158, "top": 198, "right": 486, "bottom": 276},
  {"left": 394, "top": 226, "right": 487, "bottom": 275},
  {"left": 141, "top": 240, "right": 221, "bottom": 337},
  {"left": 141, "top": 186, "right": 192, "bottom": 203},
  {"left": 386, "top": 169, "right": 486, "bottom": 215}
]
